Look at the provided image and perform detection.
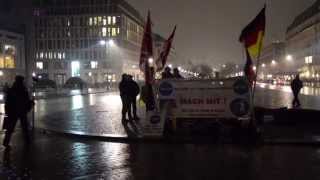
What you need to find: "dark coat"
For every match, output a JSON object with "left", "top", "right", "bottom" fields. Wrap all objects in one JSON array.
[
  {"left": 127, "top": 80, "right": 140, "bottom": 98},
  {"left": 291, "top": 78, "right": 303, "bottom": 94},
  {"left": 5, "top": 85, "right": 33, "bottom": 116}
]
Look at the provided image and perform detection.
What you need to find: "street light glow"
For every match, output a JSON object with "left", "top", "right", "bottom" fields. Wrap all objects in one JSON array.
[
  {"left": 271, "top": 60, "right": 277, "bottom": 65},
  {"left": 168, "top": 64, "right": 173, "bottom": 68},
  {"left": 0, "top": 70, "right": 3, "bottom": 76},
  {"left": 262, "top": 63, "right": 266, "bottom": 67},
  {"left": 286, "top": 55, "right": 293, "bottom": 61},
  {"left": 148, "top": 57, "right": 154, "bottom": 64},
  {"left": 253, "top": 66, "right": 257, "bottom": 71}
]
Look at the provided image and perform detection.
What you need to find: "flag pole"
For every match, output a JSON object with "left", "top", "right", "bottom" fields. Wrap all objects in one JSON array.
[{"left": 252, "top": 38, "right": 264, "bottom": 102}]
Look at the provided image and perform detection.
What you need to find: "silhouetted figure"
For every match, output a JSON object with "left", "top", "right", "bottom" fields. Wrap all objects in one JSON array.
[
  {"left": 161, "top": 67, "right": 174, "bottom": 79},
  {"left": 127, "top": 75, "right": 140, "bottom": 121},
  {"left": 291, "top": 74, "right": 303, "bottom": 108},
  {"left": 173, "top": 68, "right": 183, "bottom": 79},
  {"left": 3, "top": 76, "right": 34, "bottom": 148},
  {"left": 119, "top": 74, "right": 132, "bottom": 122}
]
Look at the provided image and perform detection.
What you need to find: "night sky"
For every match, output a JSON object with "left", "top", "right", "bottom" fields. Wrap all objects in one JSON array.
[{"left": 127, "top": 0, "right": 315, "bottom": 67}]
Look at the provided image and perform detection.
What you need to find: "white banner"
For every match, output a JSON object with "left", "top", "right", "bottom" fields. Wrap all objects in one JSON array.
[{"left": 157, "top": 78, "right": 252, "bottom": 119}]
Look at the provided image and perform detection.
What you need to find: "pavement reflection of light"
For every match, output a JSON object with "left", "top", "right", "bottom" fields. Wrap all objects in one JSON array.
[
  {"left": 102, "top": 94, "right": 121, "bottom": 106},
  {"left": 259, "top": 83, "right": 266, "bottom": 88},
  {"left": 71, "top": 89, "right": 81, "bottom": 95},
  {"left": 269, "top": 84, "right": 276, "bottom": 90},
  {"left": 0, "top": 94, "right": 3, "bottom": 101},
  {"left": 0, "top": 104, "right": 4, "bottom": 114},
  {"left": 89, "top": 94, "right": 95, "bottom": 106},
  {"left": 280, "top": 86, "right": 292, "bottom": 93},
  {"left": 71, "top": 142, "right": 90, "bottom": 173},
  {"left": 72, "top": 95, "right": 84, "bottom": 110}
]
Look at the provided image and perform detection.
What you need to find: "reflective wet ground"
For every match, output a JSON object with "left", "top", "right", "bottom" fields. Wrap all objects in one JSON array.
[{"left": 1, "top": 131, "right": 320, "bottom": 179}]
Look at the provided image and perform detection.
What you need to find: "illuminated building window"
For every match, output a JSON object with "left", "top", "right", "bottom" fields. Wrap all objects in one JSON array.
[
  {"left": 44, "top": 53, "right": 47, "bottom": 59},
  {"left": 108, "top": 16, "right": 111, "bottom": 25},
  {"left": 102, "top": 27, "right": 107, "bottom": 37},
  {"left": 91, "top": 61, "right": 98, "bottom": 69},
  {"left": 94, "top": 17, "right": 97, "bottom": 25},
  {"left": 53, "top": 52, "right": 57, "bottom": 59},
  {"left": 62, "top": 52, "right": 66, "bottom": 59},
  {"left": 112, "top": 28, "right": 117, "bottom": 36},
  {"left": 58, "top": 53, "right": 62, "bottom": 59},
  {"left": 36, "top": 53, "right": 39, "bottom": 59},
  {"left": 36, "top": 61, "right": 43, "bottom": 70},
  {"left": 103, "top": 16, "right": 107, "bottom": 25},
  {"left": 117, "top": 28, "right": 120, "bottom": 34},
  {"left": 98, "top": 16, "right": 102, "bottom": 25},
  {"left": 40, "top": 52, "right": 44, "bottom": 59},
  {"left": 49, "top": 52, "right": 52, "bottom": 59},
  {"left": 112, "top": 16, "right": 116, "bottom": 24},
  {"left": 67, "top": 19, "right": 70, "bottom": 26},
  {"left": 305, "top": 56, "right": 313, "bottom": 64},
  {"left": 89, "top": 17, "right": 93, "bottom": 26}
]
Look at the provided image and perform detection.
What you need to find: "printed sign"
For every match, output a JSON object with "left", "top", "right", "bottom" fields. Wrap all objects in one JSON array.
[
  {"left": 142, "top": 111, "right": 166, "bottom": 137},
  {"left": 157, "top": 78, "right": 252, "bottom": 119}
]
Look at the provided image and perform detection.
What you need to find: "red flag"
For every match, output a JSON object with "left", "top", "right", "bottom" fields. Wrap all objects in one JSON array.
[
  {"left": 156, "top": 26, "right": 176, "bottom": 71},
  {"left": 244, "top": 49, "right": 255, "bottom": 85},
  {"left": 139, "top": 11, "right": 153, "bottom": 84}
]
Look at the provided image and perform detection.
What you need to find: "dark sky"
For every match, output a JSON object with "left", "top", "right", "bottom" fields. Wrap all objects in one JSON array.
[{"left": 127, "top": 0, "right": 315, "bottom": 67}]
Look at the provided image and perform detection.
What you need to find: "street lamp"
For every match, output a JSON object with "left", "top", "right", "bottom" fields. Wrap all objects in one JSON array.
[
  {"left": 271, "top": 60, "right": 277, "bottom": 66},
  {"left": 286, "top": 55, "right": 293, "bottom": 61},
  {"left": 0, "top": 70, "right": 3, "bottom": 76},
  {"left": 148, "top": 57, "right": 154, "bottom": 65},
  {"left": 261, "top": 63, "right": 266, "bottom": 68}
]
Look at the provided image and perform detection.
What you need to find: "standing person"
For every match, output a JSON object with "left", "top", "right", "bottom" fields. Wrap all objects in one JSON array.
[
  {"left": 3, "top": 76, "right": 34, "bottom": 148},
  {"left": 127, "top": 75, "right": 140, "bottom": 121},
  {"left": 161, "top": 67, "right": 174, "bottom": 79},
  {"left": 119, "top": 74, "right": 132, "bottom": 122},
  {"left": 291, "top": 74, "right": 303, "bottom": 108},
  {"left": 173, "top": 68, "right": 183, "bottom": 79}
]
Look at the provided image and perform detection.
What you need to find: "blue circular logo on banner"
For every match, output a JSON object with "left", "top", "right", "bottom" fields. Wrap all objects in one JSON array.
[
  {"left": 233, "top": 79, "right": 249, "bottom": 95},
  {"left": 230, "top": 98, "right": 250, "bottom": 117},
  {"left": 150, "top": 115, "right": 161, "bottom": 124},
  {"left": 159, "top": 82, "right": 173, "bottom": 96}
]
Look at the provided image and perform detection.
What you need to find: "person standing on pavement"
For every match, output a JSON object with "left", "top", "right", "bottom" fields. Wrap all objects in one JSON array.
[
  {"left": 291, "top": 74, "right": 303, "bottom": 108},
  {"left": 119, "top": 74, "right": 132, "bottom": 122},
  {"left": 173, "top": 68, "right": 183, "bottom": 79},
  {"left": 127, "top": 75, "right": 140, "bottom": 121},
  {"left": 161, "top": 66, "right": 174, "bottom": 79},
  {"left": 3, "top": 76, "right": 34, "bottom": 148}
]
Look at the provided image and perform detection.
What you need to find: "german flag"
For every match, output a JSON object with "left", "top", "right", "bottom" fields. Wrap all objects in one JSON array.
[{"left": 239, "top": 6, "right": 266, "bottom": 59}]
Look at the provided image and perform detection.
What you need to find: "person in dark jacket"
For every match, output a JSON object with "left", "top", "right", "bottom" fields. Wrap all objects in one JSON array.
[
  {"left": 3, "top": 76, "right": 34, "bottom": 148},
  {"left": 119, "top": 74, "right": 132, "bottom": 122},
  {"left": 161, "top": 67, "right": 174, "bottom": 79},
  {"left": 291, "top": 74, "right": 303, "bottom": 108},
  {"left": 173, "top": 68, "right": 183, "bottom": 79},
  {"left": 127, "top": 75, "right": 140, "bottom": 121}
]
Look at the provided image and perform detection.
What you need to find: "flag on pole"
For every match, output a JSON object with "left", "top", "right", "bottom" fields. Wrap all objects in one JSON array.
[
  {"left": 139, "top": 11, "right": 153, "bottom": 84},
  {"left": 244, "top": 49, "right": 255, "bottom": 85},
  {"left": 156, "top": 26, "right": 177, "bottom": 72},
  {"left": 239, "top": 6, "right": 266, "bottom": 59}
]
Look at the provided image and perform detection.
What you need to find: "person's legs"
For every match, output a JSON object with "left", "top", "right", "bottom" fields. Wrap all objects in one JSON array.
[
  {"left": 296, "top": 93, "right": 301, "bottom": 107},
  {"left": 132, "top": 97, "right": 139, "bottom": 120},
  {"left": 19, "top": 115, "right": 30, "bottom": 144},
  {"left": 3, "top": 116, "right": 18, "bottom": 147},
  {"left": 127, "top": 98, "right": 133, "bottom": 121},
  {"left": 121, "top": 97, "right": 128, "bottom": 121}
]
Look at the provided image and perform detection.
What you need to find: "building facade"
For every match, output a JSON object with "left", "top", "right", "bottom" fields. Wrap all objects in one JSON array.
[
  {"left": 0, "top": 29, "right": 26, "bottom": 87},
  {"left": 32, "top": 0, "right": 145, "bottom": 86},
  {"left": 286, "top": 0, "right": 320, "bottom": 83}
]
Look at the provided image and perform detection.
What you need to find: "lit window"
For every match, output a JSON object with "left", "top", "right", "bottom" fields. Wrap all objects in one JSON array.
[
  {"left": 108, "top": 16, "right": 112, "bottom": 25},
  {"left": 36, "top": 61, "right": 43, "bottom": 70},
  {"left": 112, "top": 16, "right": 116, "bottom": 24},
  {"left": 44, "top": 53, "right": 47, "bottom": 59},
  {"left": 305, "top": 56, "right": 313, "bottom": 64},
  {"left": 62, "top": 52, "right": 65, "bottom": 59},
  {"left": 94, "top": 17, "right": 97, "bottom": 25},
  {"left": 117, "top": 28, "right": 120, "bottom": 34},
  {"left": 102, "top": 27, "right": 107, "bottom": 37},
  {"left": 67, "top": 19, "right": 70, "bottom": 26},
  {"left": 103, "top": 16, "right": 107, "bottom": 25},
  {"left": 89, "top": 17, "right": 93, "bottom": 26},
  {"left": 49, "top": 52, "right": 52, "bottom": 59},
  {"left": 112, "top": 28, "right": 117, "bottom": 36},
  {"left": 36, "top": 53, "right": 39, "bottom": 59},
  {"left": 58, "top": 53, "right": 62, "bottom": 59},
  {"left": 40, "top": 52, "right": 44, "bottom": 59},
  {"left": 91, "top": 61, "right": 98, "bottom": 69},
  {"left": 98, "top": 16, "right": 102, "bottom": 25},
  {"left": 53, "top": 52, "right": 57, "bottom": 59}
]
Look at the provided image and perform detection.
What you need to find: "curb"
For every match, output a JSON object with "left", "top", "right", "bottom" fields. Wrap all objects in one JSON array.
[{"left": 33, "top": 127, "right": 320, "bottom": 146}]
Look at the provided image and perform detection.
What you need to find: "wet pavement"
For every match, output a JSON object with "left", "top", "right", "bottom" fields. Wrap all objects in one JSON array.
[
  {"left": 1, "top": 86, "right": 320, "bottom": 140},
  {"left": 1, "top": 130, "right": 320, "bottom": 179}
]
